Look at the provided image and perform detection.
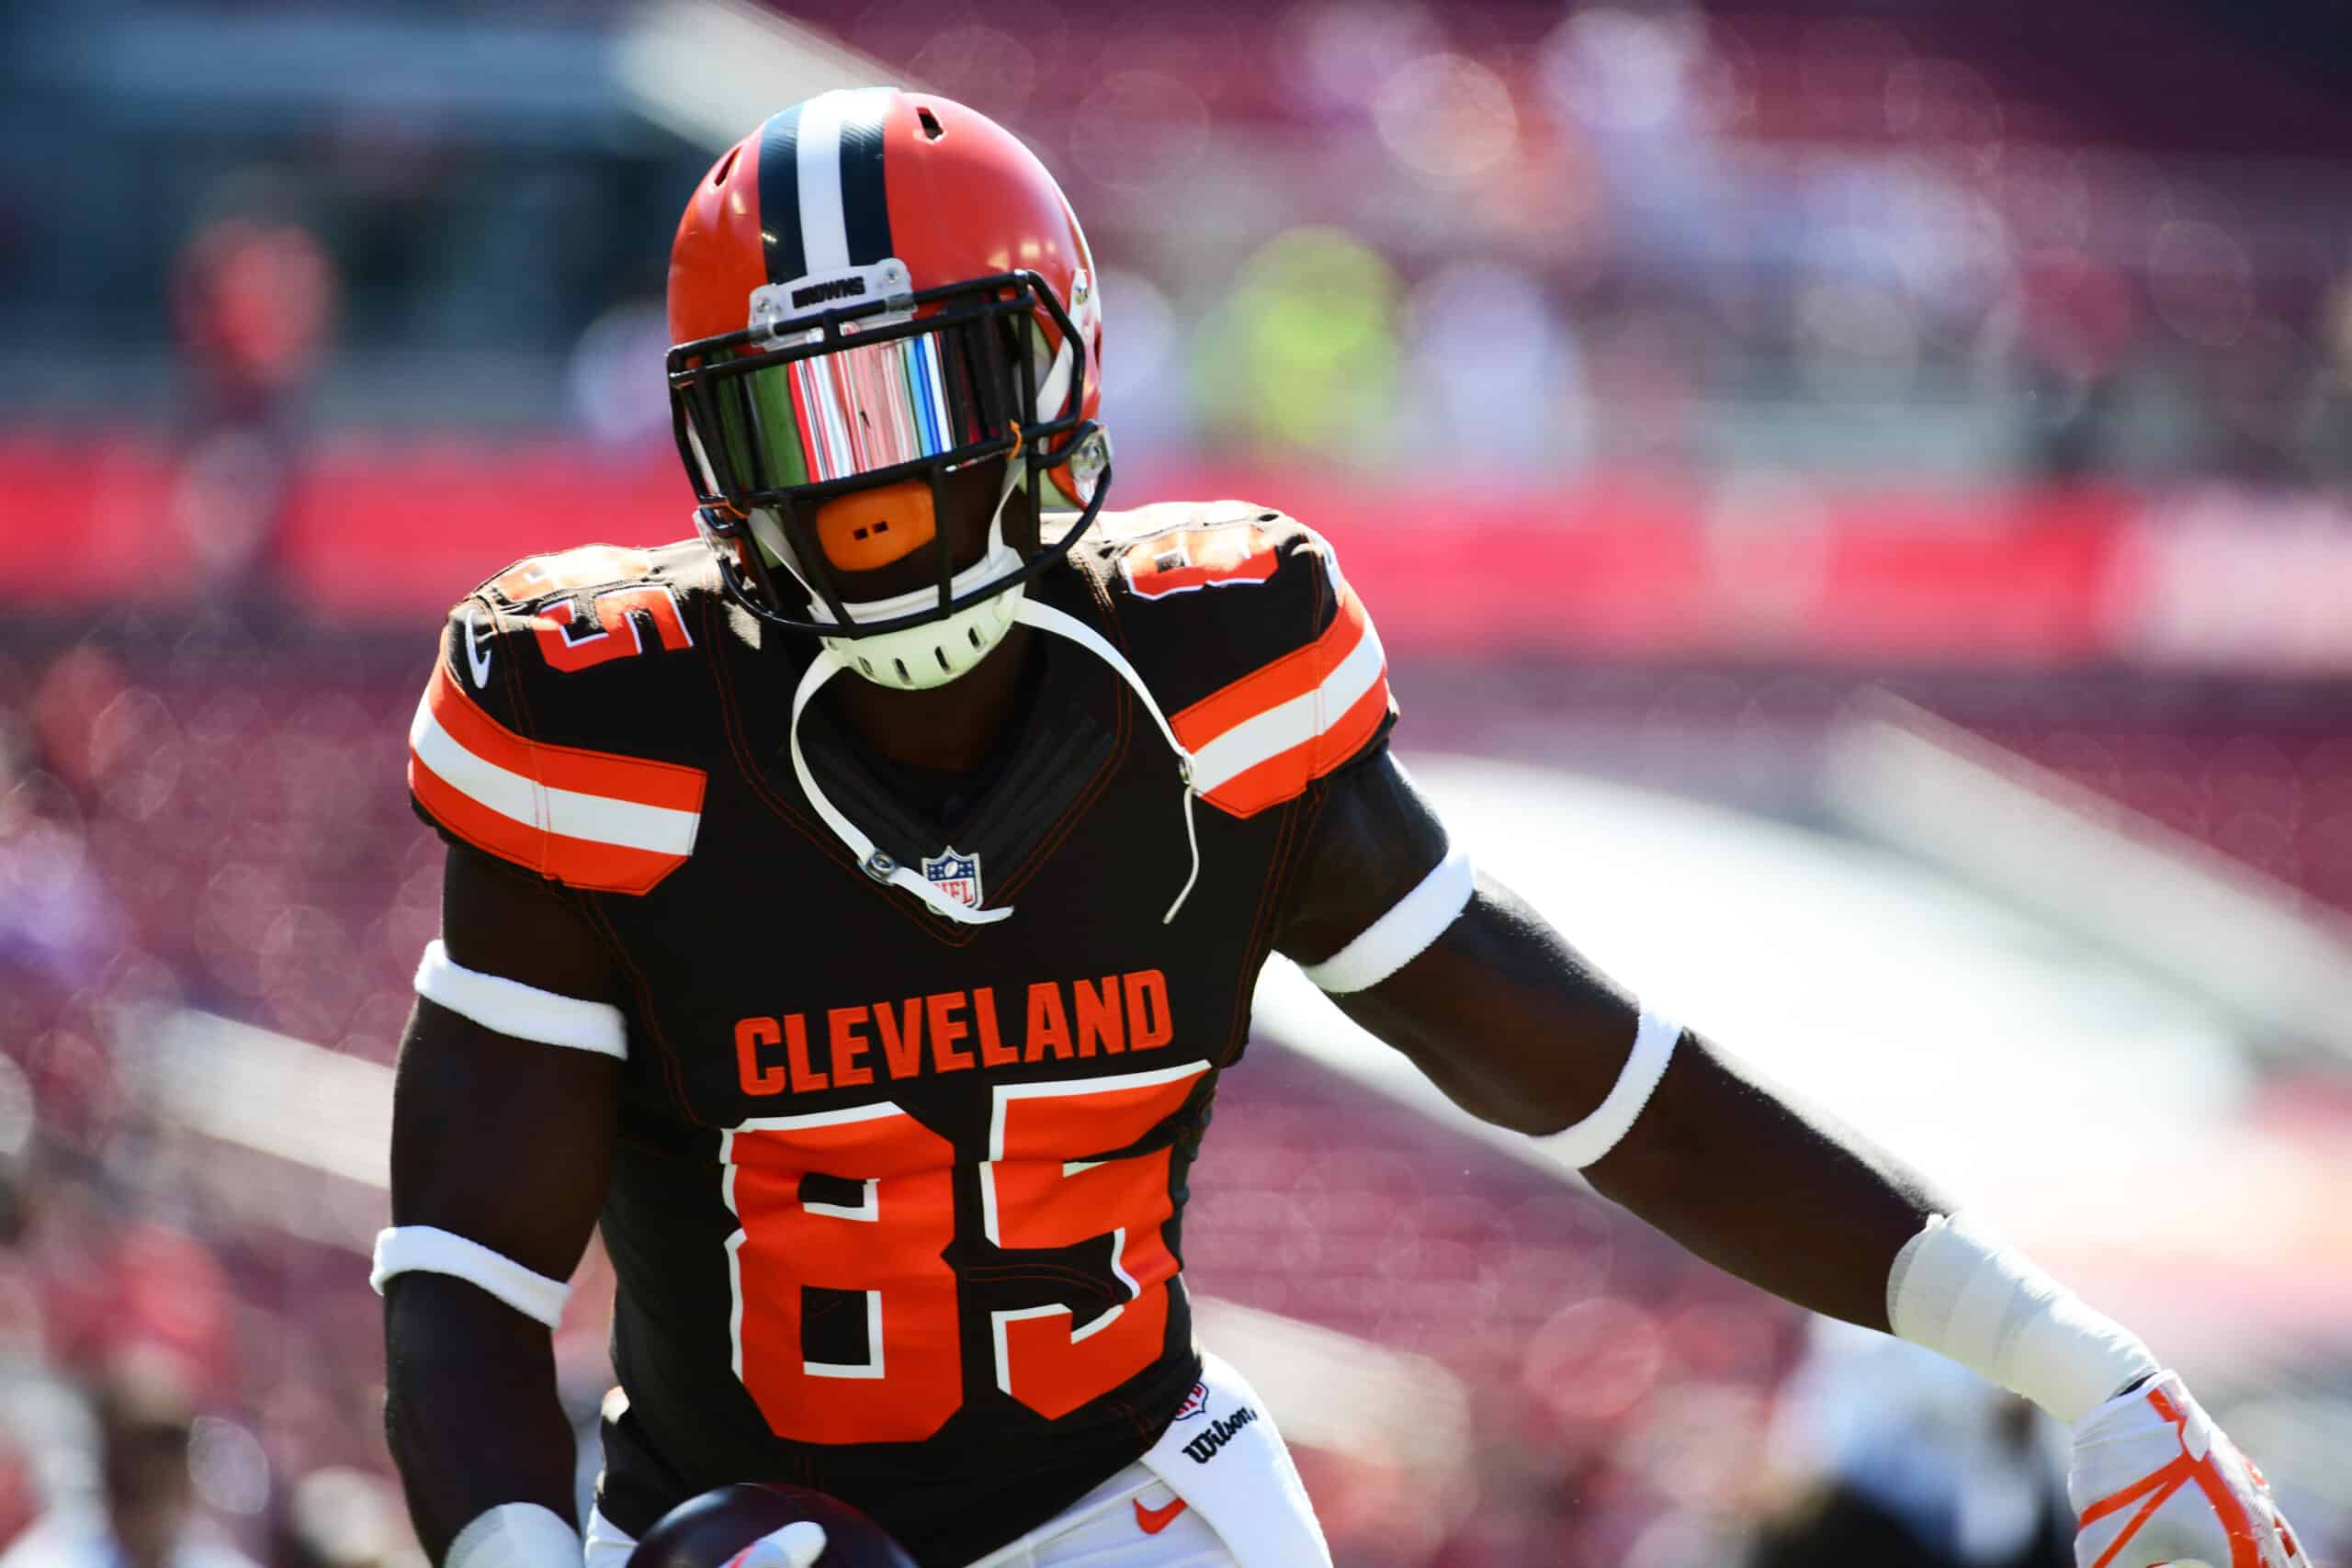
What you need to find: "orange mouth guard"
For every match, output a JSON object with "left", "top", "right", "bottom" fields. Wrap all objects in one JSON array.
[{"left": 813, "top": 479, "right": 938, "bottom": 573}]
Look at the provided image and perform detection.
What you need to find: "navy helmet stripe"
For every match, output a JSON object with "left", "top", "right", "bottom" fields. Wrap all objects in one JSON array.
[
  {"left": 836, "top": 88, "right": 894, "bottom": 266},
  {"left": 754, "top": 105, "right": 808, "bottom": 287}
]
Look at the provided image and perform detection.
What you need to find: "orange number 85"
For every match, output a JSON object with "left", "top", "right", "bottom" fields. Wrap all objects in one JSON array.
[{"left": 720, "top": 1061, "right": 1208, "bottom": 1444}]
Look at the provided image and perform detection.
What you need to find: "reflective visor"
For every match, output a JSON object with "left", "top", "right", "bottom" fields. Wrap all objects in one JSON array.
[{"left": 692, "top": 319, "right": 1009, "bottom": 494}]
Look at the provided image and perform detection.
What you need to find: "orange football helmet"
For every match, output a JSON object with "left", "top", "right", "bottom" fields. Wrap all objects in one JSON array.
[{"left": 665, "top": 88, "right": 1110, "bottom": 687}]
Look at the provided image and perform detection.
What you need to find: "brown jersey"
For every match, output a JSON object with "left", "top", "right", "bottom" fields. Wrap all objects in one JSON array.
[{"left": 404, "top": 502, "right": 1395, "bottom": 1564}]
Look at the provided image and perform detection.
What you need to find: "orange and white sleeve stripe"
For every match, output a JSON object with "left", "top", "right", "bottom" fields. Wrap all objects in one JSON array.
[
  {"left": 1170, "top": 575, "right": 1393, "bottom": 818},
  {"left": 407, "top": 658, "right": 707, "bottom": 895}
]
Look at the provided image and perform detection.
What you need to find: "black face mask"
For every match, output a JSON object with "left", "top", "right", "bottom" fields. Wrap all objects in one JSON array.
[{"left": 668, "top": 268, "right": 1109, "bottom": 643}]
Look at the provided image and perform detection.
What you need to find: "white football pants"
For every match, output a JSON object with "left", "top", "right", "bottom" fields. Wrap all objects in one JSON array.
[{"left": 582, "top": 1352, "right": 1330, "bottom": 1568}]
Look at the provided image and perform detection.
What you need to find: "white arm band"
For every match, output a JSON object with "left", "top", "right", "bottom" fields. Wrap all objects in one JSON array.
[
  {"left": 447, "top": 1503, "right": 582, "bottom": 1568},
  {"left": 1887, "top": 1210, "right": 2159, "bottom": 1424},
  {"left": 1531, "top": 1010, "right": 1681, "bottom": 1168},
  {"left": 371, "top": 1225, "right": 572, "bottom": 1330},
  {"left": 415, "top": 940, "right": 627, "bottom": 1057},
  {"left": 1300, "top": 846, "right": 1475, "bottom": 994}
]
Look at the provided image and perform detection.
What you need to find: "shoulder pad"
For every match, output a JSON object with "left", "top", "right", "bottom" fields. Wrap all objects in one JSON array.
[
  {"left": 404, "top": 541, "right": 712, "bottom": 894},
  {"left": 1098, "top": 502, "right": 1396, "bottom": 818},
  {"left": 472, "top": 541, "right": 714, "bottom": 665}
]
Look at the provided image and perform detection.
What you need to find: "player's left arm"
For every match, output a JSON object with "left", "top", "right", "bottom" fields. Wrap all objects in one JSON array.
[
  {"left": 1278, "top": 751, "right": 1938, "bottom": 1328},
  {"left": 1276, "top": 750, "right": 2304, "bottom": 1568}
]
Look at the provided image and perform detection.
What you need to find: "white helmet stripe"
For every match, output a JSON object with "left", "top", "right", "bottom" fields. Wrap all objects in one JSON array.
[
  {"left": 794, "top": 91, "right": 852, "bottom": 275},
  {"left": 794, "top": 87, "right": 894, "bottom": 277}
]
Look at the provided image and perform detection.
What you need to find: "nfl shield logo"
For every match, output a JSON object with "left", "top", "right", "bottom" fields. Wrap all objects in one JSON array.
[{"left": 921, "top": 847, "right": 983, "bottom": 911}]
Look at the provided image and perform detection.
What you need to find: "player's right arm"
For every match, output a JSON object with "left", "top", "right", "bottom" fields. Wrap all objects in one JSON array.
[
  {"left": 386, "top": 561, "right": 708, "bottom": 1564},
  {"left": 380, "top": 840, "right": 623, "bottom": 1566}
]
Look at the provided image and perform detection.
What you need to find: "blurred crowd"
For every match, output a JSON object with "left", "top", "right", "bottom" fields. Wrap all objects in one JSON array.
[
  {"left": 5, "top": 0, "right": 2352, "bottom": 487},
  {"left": 2, "top": 0, "right": 2350, "bottom": 1564}
]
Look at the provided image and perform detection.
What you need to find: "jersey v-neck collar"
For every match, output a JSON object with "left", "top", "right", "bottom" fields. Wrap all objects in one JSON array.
[
  {"left": 709, "top": 570, "right": 1133, "bottom": 921},
  {"left": 815, "top": 636, "right": 1050, "bottom": 831}
]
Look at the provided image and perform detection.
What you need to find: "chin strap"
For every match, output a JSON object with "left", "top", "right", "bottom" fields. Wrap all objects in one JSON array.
[
  {"left": 1012, "top": 597, "right": 1202, "bottom": 925},
  {"left": 788, "top": 649, "right": 1013, "bottom": 925},
  {"left": 785, "top": 595, "right": 1203, "bottom": 927}
]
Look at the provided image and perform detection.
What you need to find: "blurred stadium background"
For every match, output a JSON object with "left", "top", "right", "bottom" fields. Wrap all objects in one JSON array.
[{"left": 5, "top": 0, "right": 2352, "bottom": 1564}]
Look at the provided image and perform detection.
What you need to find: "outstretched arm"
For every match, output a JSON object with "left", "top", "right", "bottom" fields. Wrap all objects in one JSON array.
[
  {"left": 1277, "top": 751, "right": 1938, "bottom": 1331},
  {"left": 382, "top": 845, "right": 622, "bottom": 1565},
  {"left": 1277, "top": 751, "right": 2302, "bottom": 1568}
]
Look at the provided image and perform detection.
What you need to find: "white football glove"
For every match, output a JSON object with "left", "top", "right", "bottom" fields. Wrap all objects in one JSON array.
[
  {"left": 2070, "top": 1371, "right": 2302, "bottom": 1568},
  {"left": 725, "top": 1522, "right": 827, "bottom": 1568}
]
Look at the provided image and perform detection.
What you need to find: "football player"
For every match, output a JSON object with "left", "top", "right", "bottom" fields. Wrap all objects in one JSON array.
[{"left": 377, "top": 89, "right": 2304, "bottom": 1568}]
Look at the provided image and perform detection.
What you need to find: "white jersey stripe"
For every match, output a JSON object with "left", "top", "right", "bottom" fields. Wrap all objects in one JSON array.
[
  {"left": 1188, "top": 617, "right": 1387, "bottom": 794},
  {"left": 409, "top": 694, "right": 701, "bottom": 856},
  {"left": 795, "top": 89, "right": 853, "bottom": 275}
]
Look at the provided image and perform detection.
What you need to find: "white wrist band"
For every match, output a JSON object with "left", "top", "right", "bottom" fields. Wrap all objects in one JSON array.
[
  {"left": 1532, "top": 1010, "right": 1681, "bottom": 1168},
  {"left": 371, "top": 1225, "right": 572, "bottom": 1330},
  {"left": 1887, "top": 1210, "right": 2159, "bottom": 1424},
  {"left": 447, "top": 1503, "right": 582, "bottom": 1568},
  {"left": 1301, "top": 846, "right": 1474, "bottom": 994},
  {"left": 415, "top": 940, "right": 628, "bottom": 1058}
]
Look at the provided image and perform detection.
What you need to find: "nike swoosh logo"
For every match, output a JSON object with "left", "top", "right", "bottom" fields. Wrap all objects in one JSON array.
[
  {"left": 464, "top": 606, "right": 493, "bottom": 688},
  {"left": 1133, "top": 1496, "right": 1188, "bottom": 1536}
]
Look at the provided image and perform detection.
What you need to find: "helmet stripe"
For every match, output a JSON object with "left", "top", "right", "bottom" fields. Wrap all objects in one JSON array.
[
  {"left": 794, "top": 91, "right": 853, "bottom": 274},
  {"left": 790, "top": 87, "right": 895, "bottom": 281},
  {"left": 754, "top": 105, "right": 808, "bottom": 286},
  {"left": 837, "top": 89, "right": 894, "bottom": 266}
]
